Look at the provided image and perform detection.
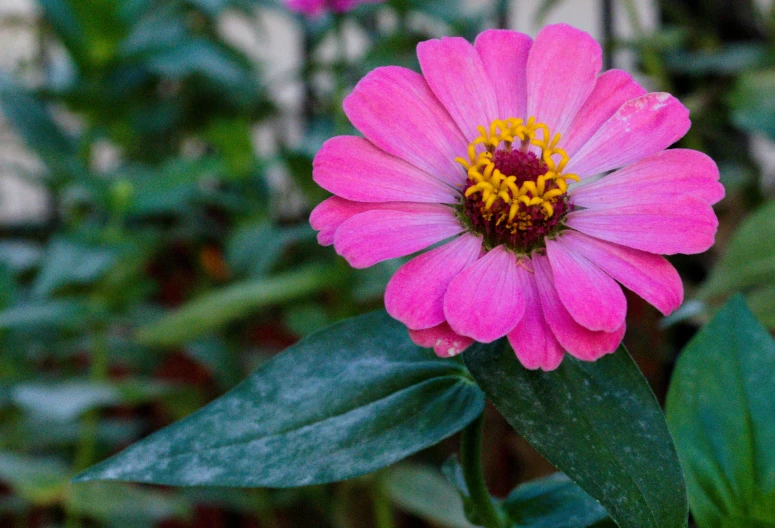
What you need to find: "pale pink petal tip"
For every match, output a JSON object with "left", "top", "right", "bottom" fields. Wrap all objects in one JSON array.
[{"left": 408, "top": 322, "right": 474, "bottom": 358}]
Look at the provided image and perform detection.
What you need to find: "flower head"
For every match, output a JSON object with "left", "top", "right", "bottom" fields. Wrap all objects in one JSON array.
[
  {"left": 285, "top": 0, "right": 383, "bottom": 17},
  {"left": 310, "top": 25, "right": 724, "bottom": 370}
]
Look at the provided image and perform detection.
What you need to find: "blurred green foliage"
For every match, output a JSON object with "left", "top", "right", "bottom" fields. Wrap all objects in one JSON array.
[{"left": 0, "top": 0, "right": 774, "bottom": 526}]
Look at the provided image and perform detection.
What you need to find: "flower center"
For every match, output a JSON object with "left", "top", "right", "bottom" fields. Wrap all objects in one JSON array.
[{"left": 455, "top": 117, "right": 579, "bottom": 253}]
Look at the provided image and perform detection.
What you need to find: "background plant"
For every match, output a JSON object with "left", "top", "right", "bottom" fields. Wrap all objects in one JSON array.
[{"left": 0, "top": 0, "right": 773, "bottom": 527}]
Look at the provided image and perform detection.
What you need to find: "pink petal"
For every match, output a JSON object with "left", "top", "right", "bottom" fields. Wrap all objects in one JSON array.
[
  {"left": 507, "top": 264, "right": 565, "bottom": 371},
  {"left": 417, "top": 37, "right": 499, "bottom": 140},
  {"left": 474, "top": 29, "right": 532, "bottom": 120},
  {"left": 565, "top": 196, "right": 718, "bottom": 255},
  {"left": 565, "top": 93, "right": 691, "bottom": 178},
  {"left": 333, "top": 204, "right": 463, "bottom": 268},
  {"left": 408, "top": 322, "right": 474, "bottom": 358},
  {"left": 311, "top": 197, "right": 405, "bottom": 246},
  {"left": 443, "top": 245, "right": 525, "bottom": 343},
  {"left": 526, "top": 24, "right": 602, "bottom": 139},
  {"left": 560, "top": 231, "right": 683, "bottom": 316},
  {"left": 385, "top": 233, "right": 483, "bottom": 330},
  {"left": 343, "top": 66, "right": 468, "bottom": 186},
  {"left": 570, "top": 149, "right": 725, "bottom": 207},
  {"left": 546, "top": 237, "right": 627, "bottom": 332},
  {"left": 313, "top": 136, "right": 457, "bottom": 203},
  {"left": 561, "top": 69, "right": 647, "bottom": 157},
  {"left": 533, "top": 254, "right": 625, "bottom": 361}
]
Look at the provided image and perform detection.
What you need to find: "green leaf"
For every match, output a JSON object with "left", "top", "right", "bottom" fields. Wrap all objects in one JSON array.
[
  {"left": 666, "top": 296, "right": 775, "bottom": 528},
  {"left": 0, "top": 452, "right": 70, "bottom": 505},
  {"left": 0, "top": 73, "right": 85, "bottom": 178},
  {"left": 11, "top": 379, "right": 177, "bottom": 422},
  {"left": 137, "top": 264, "right": 335, "bottom": 346},
  {"left": 503, "top": 473, "right": 609, "bottom": 528},
  {"left": 729, "top": 70, "right": 775, "bottom": 140},
  {"left": 74, "top": 311, "right": 485, "bottom": 487},
  {"left": 68, "top": 482, "right": 190, "bottom": 527},
  {"left": 33, "top": 238, "right": 117, "bottom": 297},
  {"left": 465, "top": 343, "right": 687, "bottom": 528},
  {"left": 0, "top": 299, "right": 89, "bottom": 331},
  {"left": 700, "top": 200, "right": 775, "bottom": 301},
  {"left": 381, "top": 464, "right": 474, "bottom": 528}
]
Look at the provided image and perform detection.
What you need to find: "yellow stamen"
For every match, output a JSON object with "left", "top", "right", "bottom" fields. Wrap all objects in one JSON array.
[{"left": 456, "top": 116, "right": 577, "bottom": 230}]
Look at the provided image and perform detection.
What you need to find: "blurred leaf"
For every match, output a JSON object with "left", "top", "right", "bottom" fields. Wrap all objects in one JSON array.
[
  {"left": 75, "top": 311, "right": 486, "bottom": 487},
  {"left": 746, "top": 284, "right": 775, "bottom": 329},
  {"left": 0, "top": 452, "right": 69, "bottom": 505},
  {"left": 34, "top": 238, "right": 117, "bottom": 297},
  {"left": 137, "top": 264, "right": 335, "bottom": 346},
  {"left": 11, "top": 379, "right": 177, "bottom": 422},
  {"left": 0, "top": 299, "right": 89, "bottom": 331},
  {"left": 2, "top": 417, "right": 142, "bottom": 451},
  {"left": 127, "top": 157, "right": 225, "bottom": 215},
  {"left": 0, "top": 241, "right": 43, "bottom": 275},
  {"left": 205, "top": 118, "right": 256, "bottom": 177},
  {"left": 69, "top": 482, "right": 190, "bottom": 527},
  {"left": 700, "top": 200, "right": 775, "bottom": 300},
  {"left": 503, "top": 473, "right": 609, "bottom": 528},
  {"left": 666, "top": 296, "right": 775, "bottom": 528},
  {"left": 226, "top": 221, "right": 315, "bottom": 277},
  {"left": 465, "top": 343, "right": 687, "bottom": 528},
  {"left": 0, "top": 73, "right": 85, "bottom": 178},
  {"left": 664, "top": 43, "right": 767, "bottom": 75},
  {"left": 382, "top": 464, "right": 474, "bottom": 528},
  {"left": 147, "top": 38, "right": 250, "bottom": 87},
  {"left": 729, "top": 70, "right": 775, "bottom": 140}
]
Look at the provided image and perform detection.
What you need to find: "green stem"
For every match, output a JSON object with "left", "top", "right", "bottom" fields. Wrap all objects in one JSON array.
[
  {"left": 460, "top": 413, "right": 502, "bottom": 528},
  {"left": 66, "top": 330, "right": 109, "bottom": 528},
  {"left": 372, "top": 482, "right": 395, "bottom": 528}
]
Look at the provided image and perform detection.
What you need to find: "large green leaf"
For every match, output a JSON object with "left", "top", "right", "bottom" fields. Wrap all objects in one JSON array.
[
  {"left": 465, "top": 343, "right": 687, "bottom": 528},
  {"left": 74, "top": 311, "right": 485, "bottom": 487},
  {"left": 666, "top": 296, "right": 775, "bottom": 528}
]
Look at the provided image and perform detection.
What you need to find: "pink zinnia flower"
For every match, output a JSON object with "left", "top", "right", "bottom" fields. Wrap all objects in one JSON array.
[
  {"left": 285, "top": 0, "right": 383, "bottom": 17},
  {"left": 310, "top": 24, "right": 724, "bottom": 370}
]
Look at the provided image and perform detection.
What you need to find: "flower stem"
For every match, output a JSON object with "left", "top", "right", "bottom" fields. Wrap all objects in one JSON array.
[{"left": 460, "top": 412, "right": 502, "bottom": 528}]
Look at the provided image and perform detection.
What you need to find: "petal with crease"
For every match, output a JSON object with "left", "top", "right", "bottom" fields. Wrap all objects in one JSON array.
[
  {"left": 408, "top": 322, "right": 474, "bottom": 358},
  {"left": 562, "top": 69, "right": 647, "bottom": 157},
  {"left": 314, "top": 136, "right": 458, "bottom": 203},
  {"left": 444, "top": 245, "right": 525, "bottom": 342},
  {"left": 565, "top": 92, "right": 691, "bottom": 178},
  {"left": 334, "top": 204, "right": 463, "bottom": 268},
  {"left": 533, "top": 254, "right": 625, "bottom": 361},
  {"left": 570, "top": 149, "right": 724, "bottom": 207},
  {"left": 507, "top": 263, "right": 565, "bottom": 371},
  {"left": 560, "top": 231, "right": 683, "bottom": 316},
  {"left": 474, "top": 29, "right": 532, "bottom": 120},
  {"left": 565, "top": 196, "right": 718, "bottom": 255},
  {"left": 385, "top": 233, "right": 483, "bottom": 330},
  {"left": 417, "top": 37, "right": 498, "bottom": 140},
  {"left": 546, "top": 237, "right": 627, "bottom": 332},
  {"left": 343, "top": 66, "right": 468, "bottom": 186},
  {"left": 527, "top": 24, "right": 602, "bottom": 138}
]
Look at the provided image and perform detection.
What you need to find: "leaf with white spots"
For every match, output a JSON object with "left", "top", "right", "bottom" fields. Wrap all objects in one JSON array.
[
  {"left": 465, "top": 342, "right": 687, "bottom": 528},
  {"left": 74, "top": 311, "right": 485, "bottom": 487}
]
